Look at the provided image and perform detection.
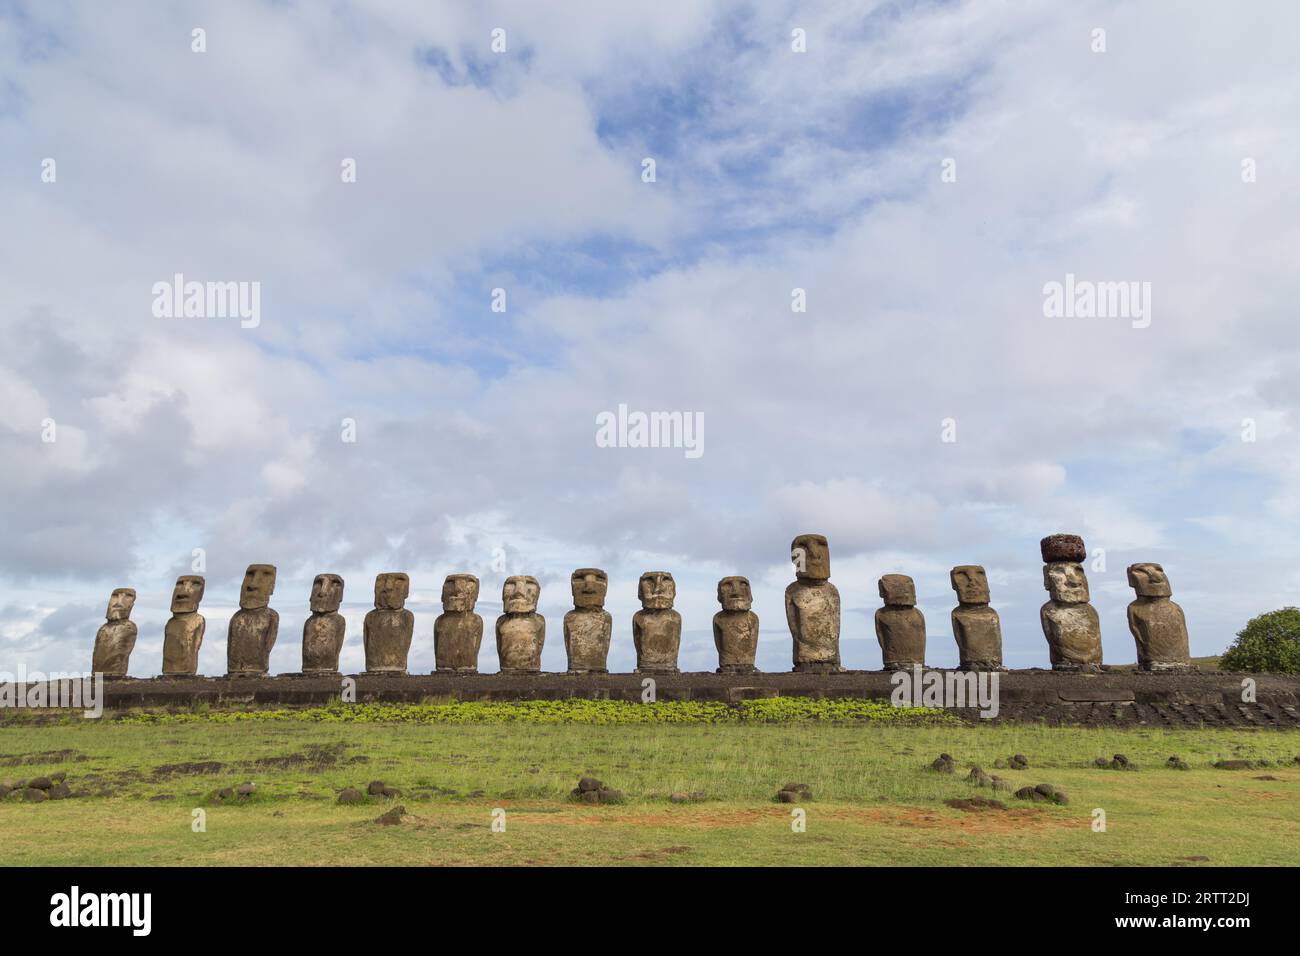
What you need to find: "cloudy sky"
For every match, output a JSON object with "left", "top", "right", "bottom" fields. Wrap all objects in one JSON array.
[{"left": 3, "top": 0, "right": 1298, "bottom": 677}]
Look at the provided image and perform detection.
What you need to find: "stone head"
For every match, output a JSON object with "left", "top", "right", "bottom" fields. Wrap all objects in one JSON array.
[
  {"left": 1041, "top": 533, "right": 1086, "bottom": 564},
  {"left": 791, "top": 533, "right": 830, "bottom": 580},
  {"left": 374, "top": 572, "right": 410, "bottom": 610},
  {"left": 571, "top": 568, "right": 608, "bottom": 609},
  {"left": 950, "top": 565, "right": 990, "bottom": 605},
  {"left": 502, "top": 575, "right": 540, "bottom": 614},
  {"left": 310, "top": 573, "right": 344, "bottom": 613},
  {"left": 1127, "top": 562, "right": 1171, "bottom": 598},
  {"left": 717, "top": 576, "right": 753, "bottom": 611},
  {"left": 638, "top": 571, "right": 676, "bottom": 610},
  {"left": 106, "top": 588, "right": 136, "bottom": 622},
  {"left": 240, "top": 564, "right": 277, "bottom": 609},
  {"left": 878, "top": 574, "right": 916, "bottom": 606},
  {"left": 171, "top": 575, "right": 205, "bottom": 613},
  {"left": 442, "top": 574, "right": 480, "bottom": 612},
  {"left": 1044, "top": 562, "right": 1089, "bottom": 604}
]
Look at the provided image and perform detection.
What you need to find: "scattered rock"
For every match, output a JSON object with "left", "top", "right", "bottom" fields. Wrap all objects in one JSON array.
[
  {"left": 47, "top": 782, "right": 71, "bottom": 799},
  {"left": 1213, "top": 760, "right": 1254, "bottom": 770},
  {"left": 1166, "top": 756, "right": 1190, "bottom": 770},
  {"left": 990, "top": 776, "right": 1013, "bottom": 792},
  {"left": 23, "top": 788, "right": 48, "bottom": 802},
  {"left": 218, "top": 787, "right": 234, "bottom": 800},
  {"left": 578, "top": 777, "right": 603, "bottom": 792},
  {"left": 777, "top": 782, "right": 813, "bottom": 803},
  {"left": 337, "top": 787, "right": 363, "bottom": 805},
  {"left": 930, "top": 754, "right": 955, "bottom": 773},
  {"left": 967, "top": 766, "right": 992, "bottom": 786},
  {"left": 1097, "top": 754, "right": 1135, "bottom": 770},
  {"left": 367, "top": 780, "right": 388, "bottom": 795},
  {"left": 945, "top": 796, "right": 1005, "bottom": 812},
  {"left": 598, "top": 788, "right": 624, "bottom": 804},
  {"left": 235, "top": 783, "right": 256, "bottom": 797},
  {"left": 1015, "top": 783, "right": 1068, "bottom": 805},
  {"left": 375, "top": 805, "right": 406, "bottom": 826},
  {"left": 27, "top": 776, "right": 52, "bottom": 790},
  {"left": 571, "top": 777, "right": 623, "bottom": 805},
  {"left": 50, "top": 772, "right": 66, "bottom": 783},
  {"left": 1009, "top": 754, "right": 1029, "bottom": 770}
]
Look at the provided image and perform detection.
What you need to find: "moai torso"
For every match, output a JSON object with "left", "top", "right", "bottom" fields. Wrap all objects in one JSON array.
[
  {"left": 713, "top": 576, "right": 759, "bottom": 674},
  {"left": 227, "top": 564, "right": 279, "bottom": 677},
  {"left": 786, "top": 534, "right": 841, "bottom": 672},
  {"left": 162, "top": 575, "right": 206, "bottom": 676},
  {"left": 565, "top": 568, "right": 612, "bottom": 673},
  {"left": 92, "top": 588, "right": 137, "bottom": 677},
  {"left": 633, "top": 571, "right": 681, "bottom": 673},
  {"left": 1126, "top": 563, "right": 1192, "bottom": 671},
  {"left": 950, "top": 565, "right": 1003, "bottom": 670},
  {"left": 875, "top": 574, "right": 926, "bottom": 669},
  {"left": 302, "top": 573, "right": 346, "bottom": 675},
  {"left": 1039, "top": 535, "right": 1102, "bottom": 671},
  {"left": 364, "top": 573, "right": 413, "bottom": 674},
  {"left": 496, "top": 576, "right": 545, "bottom": 673},
  {"left": 435, "top": 574, "right": 483, "bottom": 672}
]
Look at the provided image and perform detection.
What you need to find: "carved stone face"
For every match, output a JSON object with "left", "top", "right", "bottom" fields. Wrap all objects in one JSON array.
[
  {"left": 950, "top": 566, "right": 990, "bottom": 604},
  {"left": 442, "top": 574, "right": 480, "bottom": 612},
  {"left": 310, "top": 574, "right": 344, "bottom": 613},
  {"left": 879, "top": 574, "right": 916, "bottom": 606},
  {"left": 171, "top": 575, "right": 205, "bottom": 613},
  {"left": 1044, "top": 562, "right": 1089, "bottom": 604},
  {"left": 240, "top": 564, "right": 277, "bottom": 609},
  {"left": 502, "top": 575, "right": 540, "bottom": 614},
  {"left": 717, "top": 576, "right": 753, "bottom": 611},
  {"left": 374, "top": 572, "right": 410, "bottom": 610},
  {"left": 638, "top": 572, "right": 675, "bottom": 610},
  {"left": 106, "top": 588, "right": 136, "bottom": 621},
  {"left": 572, "top": 568, "right": 608, "bottom": 609},
  {"left": 1127, "top": 562, "right": 1171, "bottom": 598},
  {"left": 791, "top": 534, "right": 830, "bottom": 580}
]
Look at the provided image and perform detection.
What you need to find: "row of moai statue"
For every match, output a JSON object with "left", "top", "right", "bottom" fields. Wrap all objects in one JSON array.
[{"left": 91, "top": 532, "right": 1193, "bottom": 678}]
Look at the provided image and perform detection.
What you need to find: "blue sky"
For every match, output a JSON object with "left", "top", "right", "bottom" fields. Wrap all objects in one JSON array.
[{"left": 2, "top": 0, "right": 1300, "bottom": 677}]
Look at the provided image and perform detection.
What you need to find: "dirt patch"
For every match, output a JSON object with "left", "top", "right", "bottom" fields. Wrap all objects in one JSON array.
[
  {"left": 944, "top": 797, "right": 1006, "bottom": 812},
  {"left": 0, "top": 749, "right": 85, "bottom": 767}
]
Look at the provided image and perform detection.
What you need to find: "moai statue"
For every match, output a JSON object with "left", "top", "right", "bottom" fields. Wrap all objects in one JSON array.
[
  {"left": 364, "top": 572, "right": 413, "bottom": 675},
  {"left": 301, "top": 574, "right": 346, "bottom": 675},
  {"left": 633, "top": 571, "right": 681, "bottom": 674},
  {"left": 161, "top": 575, "right": 206, "bottom": 676},
  {"left": 496, "top": 575, "right": 545, "bottom": 674},
  {"left": 564, "top": 568, "right": 612, "bottom": 674},
  {"left": 1126, "top": 563, "right": 1192, "bottom": 672},
  {"left": 434, "top": 574, "right": 483, "bottom": 673},
  {"left": 786, "top": 534, "right": 841, "bottom": 673},
  {"left": 1039, "top": 534, "right": 1102, "bottom": 671},
  {"left": 92, "top": 588, "right": 137, "bottom": 677},
  {"left": 950, "top": 565, "right": 1004, "bottom": 670},
  {"left": 227, "top": 564, "right": 279, "bottom": 677},
  {"left": 713, "top": 576, "right": 759, "bottom": 674},
  {"left": 875, "top": 574, "right": 926, "bottom": 670}
]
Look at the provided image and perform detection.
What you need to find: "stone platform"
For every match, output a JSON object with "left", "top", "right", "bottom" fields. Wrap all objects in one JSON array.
[{"left": 90, "top": 669, "right": 1300, "bottom": 728}]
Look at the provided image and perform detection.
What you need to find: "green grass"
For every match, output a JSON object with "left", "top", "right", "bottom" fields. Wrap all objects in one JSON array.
[{"left": 2, "top": 701, "right": 1297, "bottom": 866}]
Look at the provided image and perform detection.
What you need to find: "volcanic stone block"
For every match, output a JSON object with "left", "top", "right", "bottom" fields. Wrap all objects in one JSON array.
[
  {"left": 875, "top": 574, "right": 925, "bottom": 670},
  {"left": 496, "top": 575, "right": 545, "bottom": 674},
  {"left": 92, "top": 588, "right": 137, "bottom": 677},
  {"left": 434, "top": 574, "right": 483, "bottom": 673},
  {"left": 227, "top": 564, "right": 279, "bottom": 677},
  {"left": 364, "top": 572, "right": 413, "bottom": 675},
  {"left": 564, "top": 569, "right": 612, "bottom": 674},
  {"left": 950, "top": 565, "right": 1004, "bottom": 671},
  {"left": 1126, "top": 563, "right": 1192, "bottom": 672},
  {"left": 1040, "top": 534, "right": 1086, "bottom": 564},
  {"left": 302, "top": 573, "right": 346, "bottom": 675},
  {"left": 632, "top": 571, "right": 681, "bottom": 674},
  {"left": 713, "top": 576, "right": 759, "bottom": 674},
  {"left": 161, "top": 575, "right": 206, "bottom": 676},
  {"left": 786, "top": 534, "right": 841, "bottom": 673}
]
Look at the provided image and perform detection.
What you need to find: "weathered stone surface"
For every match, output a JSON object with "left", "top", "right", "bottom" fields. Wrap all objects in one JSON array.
[
  {"left": 1040, "top": 548, "right": 1102, "bottom": 671},
  {"left": 364, "top": 573, "right": 413, "bottom": 674},
  {"left": 161, "top": 575, "right": 206, "bottom": 676},
  {"left": 337, "top": 787, "right": 363, "bottom": 804},
  {"left": 92, "top": 587, "right": 137, "bottom": 677},
  {"left": 496, "top": 576, "right": 545, "bottom": 674},
  {"left": 950, "top": 565, "right": 1004, "bottom": 671},
  {"left": 434, "top": 574, "right": 483, "bottom": 673},
  {"left": 633, "top": 571, "right": 681, "bottom": 674},
  {"left": 786, "top": 534, "right": 841, "bottom": 673},
  {"left": 1040, "top": 533, "right": 1086, "bottom": 564},
  {"left": 713, "top": 576, "right": 759, "bottom": 674},
  {"left": 1126, "top": 563, "right": 1192, "bottom": 672},
  {"left": 227, "top": 564, "right": 279, "bottom": 677},
  {"left": 876, "top": 574, "right": 926, "bottom": 669},
  {"left": 564, "top": 569, "right": 612, "bottom": 674},
  {"left": 302, "top": 573, "right": 346, "bottom": 675}
]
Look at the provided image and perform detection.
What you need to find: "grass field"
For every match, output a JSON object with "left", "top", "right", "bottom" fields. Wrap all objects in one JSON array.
[{"left": 2, "top": 700, "right": 1297, "bottom": 866}]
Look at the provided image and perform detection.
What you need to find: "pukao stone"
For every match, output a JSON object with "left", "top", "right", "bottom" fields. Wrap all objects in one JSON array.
[
  {"left": 713, "top": 576, "right": 759, "bottom": 674},
  {"left": 564, "top": 569, "right": 612, "bottom": 674},
  {"left": 92, "top": 588, "right": 137, "bottom": 677},
  {"left": 1039, "top": 535, "right": 1102, "bottom": 671},
  {"left": 875, "top": 574, "right": 926, "bottom": 670},
  {"left": 301, "top": 574, "right": 346, "bottom": 675},
  {"left": 1126, "top": 563, "right": 1192, "bottom": 672},
  {"left": 950, "top": 565, "right": 1004, "bottom": 670},
  {"left": 227, "top": 564, "right": 279, "bottom": 677},
  {"left": 434, "top": 574, "right": 483, "bottom": 673},
  {"left": 162, "top": 575, "right": 206, "bottom": 676},
  {"left": 633, "top": 571, "right": 681, "bottom": 674},
  {"left": 364, "top": 573, "right": 413, "bottom": 675},
  {"left": 785, "top": 534, "right": 841, "bottom": 673},
  {"left": 496, "top": 576, "right": 545, "bottom": 674}
]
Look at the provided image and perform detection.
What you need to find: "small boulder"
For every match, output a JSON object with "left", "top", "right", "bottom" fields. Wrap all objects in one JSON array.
[
  {"left": 235, "top": 783, "right": 256, "bottom": 797},
  {"left": 1009, "top": 754, "right": 1029, "bottom": 770},
  {"left": 580, "top": 790, "right": 601, "bottom": 804},
  {"left": 578, "top": 777, "right": 603, "bottom": 792},
  {"left": 375, "top": 805, "right": 406, "bottom": 826},
  {"left": 367, "top": 780, "right": 388, "bottom": 795},
  {"left": 1213, "top": 760, "right": 1254, "bottom": 770},
  {"left": 218, "top": 787, "right": 235, "bottom": 800},
  {"left": 48, "top": 782, "right": 71, "bottom": 800},
  {"left": 1166, "top": 756, "right": 1190, "bottom": 771},
  {"left": 930, "top": 754, "right": 955, "bottom": 773},
  {"left": 27, "top": 776, "right": 52, "bottom": 791},
  {"left": 23, "top": 788, "right": 48, "bottom": 802},
  {"left": 598, "top": 789, "right": 624, "bottom": 804},
  {"left": 337, "top": 787, "right": 363, "bottom": 805},
  {"left": 777, "top": 783, "right": 813, "bottom": 802}
]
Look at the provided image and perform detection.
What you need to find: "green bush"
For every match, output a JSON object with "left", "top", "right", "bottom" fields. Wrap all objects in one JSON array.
[{"left": 1220, "top": 607, "right": 1300, "bottom": 673}]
